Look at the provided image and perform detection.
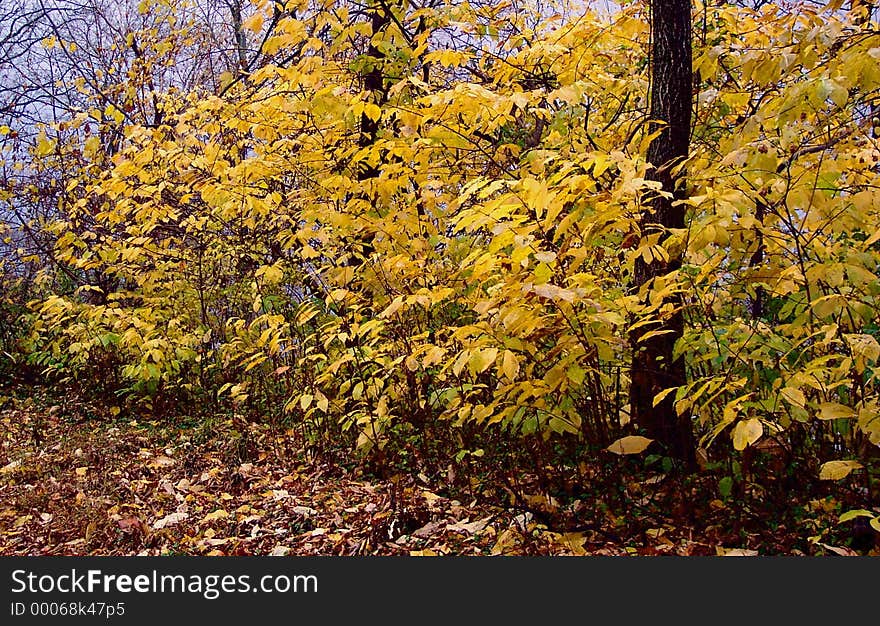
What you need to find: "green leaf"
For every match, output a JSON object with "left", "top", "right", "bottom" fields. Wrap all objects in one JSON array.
[
  {"left": 718, "top": 476, "right": 734, "bottom": 499},
  {"left": 838, "top": 509, "right": 874, "bottom": 523}
]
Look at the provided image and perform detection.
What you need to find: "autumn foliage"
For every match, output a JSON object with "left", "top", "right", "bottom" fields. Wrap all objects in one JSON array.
[{"left": 2, "top": 0, "right": 880, "bottom": 553}]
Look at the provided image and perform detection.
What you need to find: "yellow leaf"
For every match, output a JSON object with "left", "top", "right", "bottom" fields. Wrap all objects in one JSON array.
[
  {"left": 845, "top": 334, "right": 880, "bottom": 363},
  {"left": 557, "top": 532, "right": 589, "bottom": 556},
  {"left": 838, "top": 509, "right": 874, "bottom": 523},
  {"left": 356, "top": 430, "right": 375, "bottom": 451},
  {"left": 818, "top": 402, "right": 855, "bottom": 421},
  {"left": 243, "top": 12, "right": 264, "bottom": 33},
  {"left": 75, "top": 466, "right": 88, "bottom": 477},
  {"left": 811, "top": 295, "right": 844, "bottom": 318},
  {"left": 300, "top": 394, "right": 313, "bottom": 411},
  {"left": 607, "top": 436, "right": 653, "bottom": 455},
  {"left": 379, "top": 297, "right": 404, "bottom": 319},
  {"left": 780, "top": 387, "right": 805, "bottom": 409},
  {"left": 732, "top": 418, "right": 762, "bottom": 451},
  {"left": 652, "top": 387, "right": 677, "bottom": 408},
  {"left": 638, "top": 329, "right": 676, "bottom": 343},
  {"left": 202, "top": 509, "right": 229, "bottom": 523},
  {"left": 501, "top": 350, "right": 519, "bottom": 380},
  {"left": 452, "top": 350, "right": 470, "bottom": 377},
  {"left": 857, "top": 405, "right": 880, "bottom": 445},
  {"left": 35, "top": 134, "right": 56, "bottom": 157},
  {"left": 531, "top": 284, "right": 576, "bottom": 302},
  {"left": 363, "top": 103, "right": 381, "bottom": 122},
  {"left": 819, "top": 460, "right": 862, "bottom": 480},
  {"left": 104, "top": 104, "right": 124, "bottom": 124},
  {"left": 258, "top": 263, "right": 283, "bottom": 285},
  {"left": 469, "top": 347, "right": 498, "bottom": 375},
  {"left": 315, "top": 391, "right": 329, "bottom": 413}
]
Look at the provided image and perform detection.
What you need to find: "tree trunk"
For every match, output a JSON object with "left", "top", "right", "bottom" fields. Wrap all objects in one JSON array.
[
  {"left": 344, "top": 3, "right": 391, "bottom": 266},
  {"left": 629, "top": 0, "right": 695, "bottom": 468},
  {"left": 358, "top": 5, "right": 389, "bottom": 182},
  {"left": 226, "top": 0, "right": 248, "bottom": 74}
]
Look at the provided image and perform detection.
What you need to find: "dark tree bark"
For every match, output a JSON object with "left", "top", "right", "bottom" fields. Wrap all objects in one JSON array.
[
  {"left": 343, "top": 2, "right": 392, "bottom": 267},
  {"left": 750, "top": 200, "right": 766, "bottom": 320},
  {"left": 629, "top": 0, "right": 696, "bottom": 468},
  {"left": 358, "top": 5, "right": 390, "bottom": 183}
]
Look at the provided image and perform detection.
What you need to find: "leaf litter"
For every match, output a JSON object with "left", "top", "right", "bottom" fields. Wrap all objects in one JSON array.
[{"left": 0, "top": 396, "right": 874, "bottom": 556}]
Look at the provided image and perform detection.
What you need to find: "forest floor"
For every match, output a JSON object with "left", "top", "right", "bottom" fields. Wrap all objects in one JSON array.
[{"left": 0, "top": 387, "right": 874, "bottom": 556}]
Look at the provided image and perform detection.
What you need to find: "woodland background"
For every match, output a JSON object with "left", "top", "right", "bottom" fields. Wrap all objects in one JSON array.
[{"left": 1, "top": 0, "right": 879, "bottom": 555}]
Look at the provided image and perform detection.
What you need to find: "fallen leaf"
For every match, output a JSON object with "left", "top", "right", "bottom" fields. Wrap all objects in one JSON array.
[
  {"left": 291, "top": 506, "right": 317, "bottom": 517},
  {"left": 721, "top": 548, "right": 759, "bottom": 556},
  {"left": 557, "top": 532, "right": 589, "bottom": 555},
  {"left": 117, "top": 517, "right": 142, "bottom": 533},
  {"left": 815, "top": 542, "right": 858, "bottom": 556},
  {"left": 412, "top": 520, "right": 443, "bottom": 538},
  {"left": 446, "top": 517, "right": 491, "bottom": 534},
  {"left": 1, "top": 459, "right": 21, "bottom": 473},
  {"left": 153, "top": 512, "right": 188, "bottom": 529},
  {"left": 148, "top": 455, "right": 175, "bottom": 469},
  {"left": 201, "top": 509, "right": 229, "bottom": 524}
]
